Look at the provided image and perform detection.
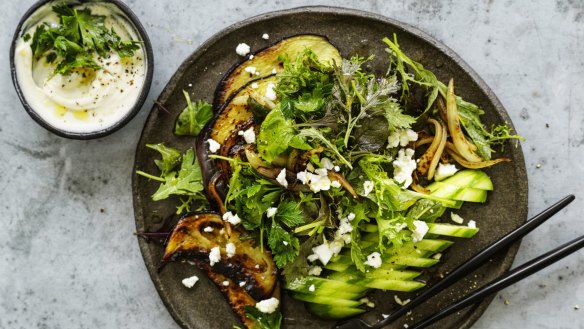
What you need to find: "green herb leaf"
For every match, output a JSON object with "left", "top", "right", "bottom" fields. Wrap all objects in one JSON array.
[
  {"left": 174, "top": 91, "right": 213, "bottom": 136},
  {"left": 257, "top": 107, "right": 311, "bottom": 163},
  {"left": 268, "top": 221, "right": 300, "bottom": 268},
  {"left": 145, "top": 143, "right": 182, "bottom": 175},
  {"left": 151, "top": 149, "right": 204, "bottom": 201},
  {"left": 275, "top": 200, "right": 306, "bottom": 228},
  {"left": 245, "top": 306, "right": 282, "bottom": 329}
]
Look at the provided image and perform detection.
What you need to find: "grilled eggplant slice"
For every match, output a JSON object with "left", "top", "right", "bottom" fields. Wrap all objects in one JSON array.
[
  {"left": 215, "top": 34, "right": 342, "bottom": 106},
  {"left": 162, "top": 212, "right": 278, "bottom": 300}
]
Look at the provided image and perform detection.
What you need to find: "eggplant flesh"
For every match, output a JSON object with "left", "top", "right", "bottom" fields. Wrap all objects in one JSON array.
[
  {"left": 161, "top": 212, "right": 278, "bottom": 301},
  {"left": 215, "top": 34, "right": 342, "bottom": 106}
]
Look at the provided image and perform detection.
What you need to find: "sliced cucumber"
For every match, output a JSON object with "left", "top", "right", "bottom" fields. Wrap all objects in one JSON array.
[
  {"left": 427, "top": 223, "right": 479, "bottom": 238},
  {"left": 429, "top": 182, "right": 488, "bottom": 202},
  {"left": 305, "top": 303, "right": 366, "bottom": 319},
  {"left": 328, "top": 268, "right": 421, "bottom": 281},
  {"left": 289, "top": 292, "right": 364, "bottom": 307},
  {"left": 284, "top": 276, "right": 368, "bottom": 294},
  {"left": 436, "top": 169, "right": 493, "bottom": 190}
]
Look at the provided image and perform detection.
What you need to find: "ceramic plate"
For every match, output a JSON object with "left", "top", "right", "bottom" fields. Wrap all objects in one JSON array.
[{"left": 132, "top": 6, "right": 528, "bottom": 329}]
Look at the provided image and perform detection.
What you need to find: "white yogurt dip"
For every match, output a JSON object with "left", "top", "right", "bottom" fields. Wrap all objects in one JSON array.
[{"left": 13, "top": 1, "right": 147, "bottom": 134}]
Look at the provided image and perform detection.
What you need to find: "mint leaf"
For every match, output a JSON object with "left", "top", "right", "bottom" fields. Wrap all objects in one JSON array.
[{"left": 174, "top": 91, "right": 213, "bottom": 136}]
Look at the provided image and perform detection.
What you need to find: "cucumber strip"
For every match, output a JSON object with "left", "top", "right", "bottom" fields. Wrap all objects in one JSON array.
[
  {"left": 385, "top": 255, "right": 440, "bottom": 268},
  {"left": 436, "top": 169, "right": 493, "bottom": 190},
  {"left": 427, "top": 223, "right": 479, "bottom": 238},
  {"left": 284, "top": 276, "right": 368, "bottom": 294},
  {"left": 429, "top": 183, "right": 488, "bottom": 202},
  {"left": 289, "top": 292, "right": 364, "bottom": 307},
  {"left": 327, "top": 268, "right": 421, "bottom": 281},
  {"left": 305, "top": 303, "right": 366, "bottom": 319},
  {"left": 287, "top": 285, "right": 367, "bottom": 300},
  {"left": 358, "top": 278, "right": 425, "bottom": 291}
]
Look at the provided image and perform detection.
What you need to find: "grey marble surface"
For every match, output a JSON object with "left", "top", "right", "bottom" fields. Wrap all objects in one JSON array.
[{"left": 1, "top": 0, "right": 583, "bottom": 328}]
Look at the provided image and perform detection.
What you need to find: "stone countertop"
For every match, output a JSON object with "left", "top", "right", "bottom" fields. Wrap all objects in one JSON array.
[{"left": 1, "top": 1, "right": 583, "bottom": 328}]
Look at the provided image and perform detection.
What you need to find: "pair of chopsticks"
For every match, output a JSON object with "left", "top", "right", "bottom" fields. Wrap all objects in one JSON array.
[{"left": 334, "top": 195, "right": 582, "bottom": 329}]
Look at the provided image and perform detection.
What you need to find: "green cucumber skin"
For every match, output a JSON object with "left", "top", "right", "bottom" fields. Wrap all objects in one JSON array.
[
  {"left": 305, "top": 303, "right": 366, "bottom": 319},
  {"left": 429, "top": 183, "right": 488, "bottom": 202},
  {"left": 436, "top": 169, "right": 493, "bottom": 190},
  {"left": 427, "top": 223, "right": 479, "bottom": 238},
  {"left": 289, "top": 292, "right": 364, "bottom": 307}
]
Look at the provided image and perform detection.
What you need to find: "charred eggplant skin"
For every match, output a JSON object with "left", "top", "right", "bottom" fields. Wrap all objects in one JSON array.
[{"left": 161, "top": 212, "right": 278, "bottom": 300}]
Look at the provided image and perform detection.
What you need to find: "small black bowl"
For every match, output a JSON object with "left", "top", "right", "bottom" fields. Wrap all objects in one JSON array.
[{"left": 9, "top": 0, "right": 154, "bottom": 139}]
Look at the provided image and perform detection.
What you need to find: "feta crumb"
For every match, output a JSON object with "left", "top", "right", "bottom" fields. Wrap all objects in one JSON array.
[
  {"left": 412, "top": 220, "right": 429, "bottom": 242},
  {"left": 203, "top": 226, "right": 214, "bottom": 233},
  {"left": 306, "top": 163, "right": 315, "bottom": 172},
  {"left": 239, "top": 281, "right": 246, "bottom": 287},
  {"left": 283, "top": 241, "right": 289, "bottom": 246},
  {"left": 404, "top": 324, "right": 409, "bottom": 328},
  {"left": 266, "top": 207, "right": 277, "bottom": 218},
  {"left": 251, "top": 82, "right": 259, "bottom": 89},
  {"left": 308, "top": 284, "right": 316, "bottom": 292},
  {"left": 276, "top": 168, "right": 288, "bottom": 187},
  {"left": 360, "top": 297, "right": 376, "bottom": 308},
  {"left": 222, "top": 211, "right": 241, "bottom": 226},
  {"left": 308, "top": 266, "right": 322, "bottom": 276},
  {"left": 240, "top": 127, "right": 256, "bottom": 144},
  {"left": 331, "top": 180, "right": 341, "bottom": 188},
  {"left": 393, "top": 148, "right": 416, "bottom": 188},
  {"left": 255, "top": 264, "right": 260, "bottom": 269},
  {"left": 433, "top": 253, "right": 442, "bottom": 260},
  {"left": 249, "top": 54, "right": 254, "bottom": 59},
  {"left": 262, "top": 33, "right": 270, "bottom": 40},
  {"left": 207, "top": 138, "right": 221, "bottom": 153},
  {"left": 296, "top": 171, "right": 309, "bottom": 184},
  {"left": 394, "top": 295, "right": 411, "bottom": 306},
  {"left": 334, "top": 165, "right": 340, "bottom": 172},
  {"left": 271, "top": 68, "right": 277, "bottom": 74},
  {"left": 307, "top": 254, "right": 319, "bottom": 262},
  {"left": 235, "top": 43, "right": 251, "bottom": 56},
  {"left": 347, "top": 213, "right": 356, "bottom": 221},
  {"left": 188, "top": 83, "right": 192, "bottom": 87},
  {"left": 256, "top": 297, "right": 279, "bottom": 314},
  {"left": 209, "top": 247, "right": 221, "bottom": 266},
  {"left": 222, "top": 280, "right": 229, "bottom": 286},
  {"left": 181, "top": 275, "right": 199, "bottom": 288},
  {"left": 311, "top": 242, "right": 334, "bottom": 265},
  {"left": 265, "top": 83, "right": 277, "bottom": 101},
  {"left": 320, "top": 157, "right": 334, "bottom": 170},
  {"left": 451, "top": 212, "right": 464, "bottom": 224},
  {"left": 382, "top": 314, "right": 389, "bottom": 319},
  {"left": 363, "top": 180, "right": 374, "bottom": 196},
  {"left": 435, "top": 163, "right": 458, "bottom": 181},
  {"left": 387, "top": 128, "right": 418, "bottom": 148},
  {"left": 364, "top": 252, "right": 382, "bottom": 268},
  {"left": 298, "top": 168, "right": 332, "bottom": 192},
  {"left": 468, "top": 220, "right": 477, "bottom": 228},
  {"left": 244, "top": 66, "right": 258, "bottom": 75},
  {"left": 226, "top": 242, "right": 236, "bottom": 258}
]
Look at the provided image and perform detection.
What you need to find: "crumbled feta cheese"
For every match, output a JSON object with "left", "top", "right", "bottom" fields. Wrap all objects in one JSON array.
[
  {"left": 363, "top": 180, "right": 374, "bottom": 196},
  {"left": 412, "top": 220, "right": 429, "bottom": 242},
  {"left": 468, "top": 220, "right": 477, "bottom": 228},
  {"left": 338, "top": 218, "right": 353, "bottom": 235},
  {"left": 347, "top": 213, "right": 356, "bottom": 221},
  {"left": 265, "top": 83, "right": 277, "bottom": 100},
  {"left": 320, "top": 157, "right": 334, "bottom": 170},
  {"left": 238, "top": 127, "right": 256, "bottom": 144},
  {"left": 433, "top": 253, "right": 442, "bottom": 260},
  {"left": 435, "top": 163, "right": 458, "bottom": 181},
  {"left": 296, "top": 171, "right": 309, "bottom": 184},
  {"left": 387, "top": 129, "right": 418, "bottom": 148},
  {"left": 182, "top": 275, "right": 199, "bottom": 288},
  {"left": 306, "top": 162, "right": 315, "bottom": 172},
  {"left": 255, "top": 264, "right": 260, "bottom": 269},
  {"left": 262, "top": 33, "right": 270, "bottom": 40},
  {"left": 203, "top": 226, "right": 214, "bottom": 233},
  {"left": 329, "top": 240, "right": 344, "bottom": 255},
  {"left": 276, "top": 168, "right": 288, "bottom": 187},
  {"left": 209, "top": 247, "right": 221, "bottom": 266},
  {"left": 271, "top": 68, "right": 277, "bottom": 74},
  {"left": 235, "top": 43, "right": 250, "bottom": 56},
  {"left": 307, "top": 254, "right": 319, "bottom": 262},
  {"left": 283, "top": 241, "right": 289, "bottom": 246},
  {"left": 451, "top": 213, "right": 464, "bottom": 224},
  {"left": 266, "top": 207, "right": 277, "bottom": 218},
  {"left": 393, "top": 148, "right": 416, "bottom": 188},
  {"left": 239, "top": 281, "right": 246, "bottom": 287},
  {"left": 364, "top": 252, "right": 382, "bottom": 268},
  {"left": 331, "top": 180, "right": 341, "bottom": 188},
  {"left": 244, "top": 66, "right": 258, "bottom": 75},
  {"left": 226, "top": 242, "right": 236, "bottom": 258},
  {"left": 360, "top": 297, "right": 376, "bottom": 308},
  {"left": 256, "top": 297, "right": 279, "bottom": 314},
  {"left": 249, "top": 54, "right": 254, "bottom": 59},
  {"left": 297, "top": 168, "right": 332, "bottom": 192},
  {"left": 308, "top": 266, "right": 322, "bottom": 276},
  {"left": 222, "top": 211, "right": 241, "bottom": 226},
  {"left": 394, "top": 295, "right": 411, "bottom": 306},
  {"left": 207, "top": 138, "right": 220, "bottom": 153},
  {"left": 222, "top": 280, "right": 230, "bottom": 286},
  {"left": 382, "top": 314, "right": 389, "bottom": 319},
  {"left": 308, "top": 284, "right": 316, "bottom": 292},
  {"left": 251, "top": 82, "right": 259, "bottom": 89},
  {"left": 311, "top": 242, "right": 334, "bottom": 265}
]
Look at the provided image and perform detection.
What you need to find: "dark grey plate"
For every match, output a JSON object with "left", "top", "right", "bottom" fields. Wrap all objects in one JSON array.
[{"left": 132, "top": 6, "right": 527, "bottom": 329}]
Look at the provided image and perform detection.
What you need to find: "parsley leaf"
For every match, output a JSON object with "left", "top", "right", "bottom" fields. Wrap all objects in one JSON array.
[
  {"left": 275, "top": 200, "right": 306, "bottom": 228},
  {"left": 174, "top": 91, "right": 213, "bottom": 136},
  {"left": 268, "top": 221, "right": 300, "bottom": 268},
  {"left": 245, "top": 306, "right": 282, "bottom": 329}
]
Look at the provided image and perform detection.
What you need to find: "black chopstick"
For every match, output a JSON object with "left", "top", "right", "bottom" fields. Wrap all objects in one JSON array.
[
  {"left": 369, "top": 194, "right": 575, "bottom": 329},
  {"left": 408, "top": 233, "right": 584, "bottom": 329}
]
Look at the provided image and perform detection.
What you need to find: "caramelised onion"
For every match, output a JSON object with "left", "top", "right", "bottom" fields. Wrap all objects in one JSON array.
[
  {"left": 416, "top": 118, "right": 447, "bottom": 180},
  {"left": 446, "top": 79, "right": 483, "bottom": 163},
  {"left": 327, "top": 171, "right": 358, "bottom": 198},
  {"left": 445, "top": 142, "right": 510, "bottom": 168}
]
